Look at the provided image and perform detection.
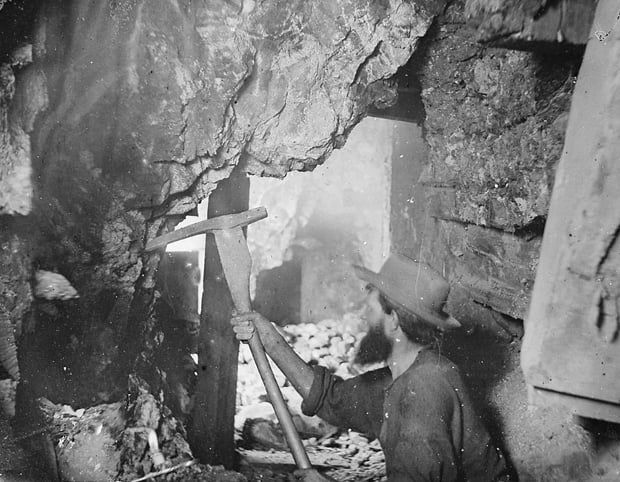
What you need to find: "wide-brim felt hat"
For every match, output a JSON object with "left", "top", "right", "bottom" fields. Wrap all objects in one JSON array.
[{"left": 353, "top": 253, "right": 461, "bottom": 331}]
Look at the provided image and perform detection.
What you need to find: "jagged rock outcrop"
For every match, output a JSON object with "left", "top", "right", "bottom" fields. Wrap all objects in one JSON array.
[
  {"left": 1, "top": 0, "right": 445, "bottom": 408},
  {"left": 33, "top": 0, "right": 446, "bottom": 217}
]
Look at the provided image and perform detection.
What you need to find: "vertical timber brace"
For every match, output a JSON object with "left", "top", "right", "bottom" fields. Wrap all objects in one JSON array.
[
  {"left": 521, "top": 0, "right": 620, "bottom": 423},
  {"left": 188, "top": 167, "right": 249, "bottom": 467}
]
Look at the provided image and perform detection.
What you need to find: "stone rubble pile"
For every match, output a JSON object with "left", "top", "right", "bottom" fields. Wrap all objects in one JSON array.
[{"left": 235, "top": 313, "right": 387, "bottom": 481}]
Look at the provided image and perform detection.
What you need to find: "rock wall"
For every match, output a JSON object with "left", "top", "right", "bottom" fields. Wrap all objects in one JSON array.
[
  {"left": 410, "top": 2, "right": 578, "bottom": 320},
  {"left": 0, "top": 0, "right": 445, "bottom": 409},
  {"left": 0, "top": 32, "right": 38, "bottom": 413},
  {"left": 386, "top": 2, "right": 619, "bottom": 480},
  {"left": 32, "top": 0, "right": 445, "bottom": 215}
]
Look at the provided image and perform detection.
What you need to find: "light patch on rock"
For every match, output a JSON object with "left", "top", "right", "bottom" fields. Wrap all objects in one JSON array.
[{"left": 34, "top": 270, "right": 79, "bottom": 301}]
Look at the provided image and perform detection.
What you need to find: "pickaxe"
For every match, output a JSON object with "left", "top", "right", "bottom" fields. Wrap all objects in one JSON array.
[{"left": 145, "top": 207, "right": 312, "bottom": 469}]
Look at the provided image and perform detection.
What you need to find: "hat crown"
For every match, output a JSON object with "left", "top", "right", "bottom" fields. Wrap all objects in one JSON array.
[
  {"left": 353, "top": 253, "right": 460, "bottom": 330},
  {"left": 379, "top": 254, "right": 449, "bottom": 312}
]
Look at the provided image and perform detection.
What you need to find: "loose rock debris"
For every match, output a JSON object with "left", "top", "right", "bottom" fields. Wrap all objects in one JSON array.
[
  {"left": 235, "top": 315, "right": 388, "bottom": 481},
  {"left": 33, "top": 270, "right": 79, "bottom": 301},
  {"left": 36, "top": 383, "right": 246, "bottom": 482},
  {"left": 3, "top": 314, "right": 389, "bottom": 481}
]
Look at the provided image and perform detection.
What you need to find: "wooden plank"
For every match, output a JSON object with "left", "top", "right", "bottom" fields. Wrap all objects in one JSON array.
[
  {"left": 529, "top": 1, "right": 562, "bottom": 43},
  {"left": 239, "top": 449, "right": 348, "bottom": 469},
  {"left": 188, "top": 167, "right": 249, "bottom": 467},
  {"left": 156, "top": 252, "right": 200, "bottom": 315},
  {"left": 456, "top": 273, "right": 530, "bottom": 321},
  {"left": 522, "top": 0, "right": 620, "bottom": 421},
  {"left": 430, "top": 220, "right": 540, "bottom": 320},
  {"left": 528, "top": 387, "right": 620, "bottom": 424},
  {"left": 560, "top": 0, "right": 598, "bottom": 44},
  {"left": 428, "top": 184, "right": 544, "bottom": 233},
  {"left": 476, "top": 0, "right": 596, "bottom": 49}
]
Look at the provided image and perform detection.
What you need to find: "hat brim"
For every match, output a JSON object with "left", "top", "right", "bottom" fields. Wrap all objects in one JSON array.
[{"left": 353, "top": 264, "right": 461, "bottom": 331}]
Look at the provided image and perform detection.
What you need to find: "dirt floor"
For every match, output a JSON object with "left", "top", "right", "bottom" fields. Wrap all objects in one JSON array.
[
  {"left": 0, "top": 315, "right": 387, "bottom": 482},
  {"left": 0, "top": 410, "right": 386, "bottom": 482}
]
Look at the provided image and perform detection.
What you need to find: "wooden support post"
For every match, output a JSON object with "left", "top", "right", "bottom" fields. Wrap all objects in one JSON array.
[
  {"left": 521, "top": 0, "right": 620, "bottom": 423},
  {"left": 188, "top": 167, "right": 249, "bottom": 467}
]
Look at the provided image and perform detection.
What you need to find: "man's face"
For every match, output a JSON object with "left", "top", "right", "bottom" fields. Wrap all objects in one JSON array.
[{"left": 354, "top": 287, "right": 393, "bottom": 365}]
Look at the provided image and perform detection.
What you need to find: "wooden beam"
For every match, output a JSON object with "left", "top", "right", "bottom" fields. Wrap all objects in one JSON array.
[
  {"left": 528, "top": 387, "right": 620, "bottom": 425},
  {"left": 473, "top": 0, "right": 596, "bottom": 52},
  {"left": 188, "top": 167, "right": 249, "bottom": 467},
  {"left": 422, "top": 216, "right": 540, "bottom": 320},
  {"left": 522, "top": 0, "right": 620, "bottom": 422}
]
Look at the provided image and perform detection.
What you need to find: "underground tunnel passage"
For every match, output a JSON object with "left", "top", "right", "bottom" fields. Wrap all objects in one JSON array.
[{"left": 1, "top": 0, "right": 620, "bottom": 481}]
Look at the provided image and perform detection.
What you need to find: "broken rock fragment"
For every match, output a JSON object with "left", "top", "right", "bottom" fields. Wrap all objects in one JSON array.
[{"left": 34, "top": 270, "right": 79, "bottom": 301}]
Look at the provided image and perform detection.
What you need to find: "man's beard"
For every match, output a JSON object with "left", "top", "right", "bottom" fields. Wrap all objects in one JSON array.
[{"left": 354, "top": 325, "right": 393, "bottom": 365}]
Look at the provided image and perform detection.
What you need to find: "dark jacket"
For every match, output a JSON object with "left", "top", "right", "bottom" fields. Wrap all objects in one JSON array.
[{"left": 301, "top": 349, "right": 510, "bottom": 481}]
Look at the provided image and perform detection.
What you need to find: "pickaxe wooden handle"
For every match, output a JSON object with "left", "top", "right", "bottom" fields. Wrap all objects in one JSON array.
[
  {"left": 214, "top": 226, "right": 312, "bottom": 470},
  {"left": 146, "top": 207, "right": 311, "bottom": 469}
]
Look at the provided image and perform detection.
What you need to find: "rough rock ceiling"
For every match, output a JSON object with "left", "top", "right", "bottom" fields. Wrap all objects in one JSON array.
[
  {"left": 15, "top": 0, "right": 446, "bottom": 219},
  {"left": 0, "top": 0, "right": 448, "bottom": 407}
]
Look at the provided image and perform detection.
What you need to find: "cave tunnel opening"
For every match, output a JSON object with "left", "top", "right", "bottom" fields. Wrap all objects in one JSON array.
[{"left": 157, "top": 112, "right": 427, "bottom": 436}]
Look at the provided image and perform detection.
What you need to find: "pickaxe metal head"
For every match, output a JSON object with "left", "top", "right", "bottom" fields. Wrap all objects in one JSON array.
[{"left": 144, "top": 207, "right": 267, "bottom": 252}]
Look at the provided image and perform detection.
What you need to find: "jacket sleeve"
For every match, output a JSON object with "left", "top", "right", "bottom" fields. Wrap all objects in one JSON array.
[{"left": 301, "top": 365, "right": 391, "bottom": 439}]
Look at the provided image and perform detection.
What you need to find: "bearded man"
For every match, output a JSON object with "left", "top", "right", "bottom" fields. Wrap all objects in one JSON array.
[{"left": 231, "top": 253, "right": 512, "bottom": 481}]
